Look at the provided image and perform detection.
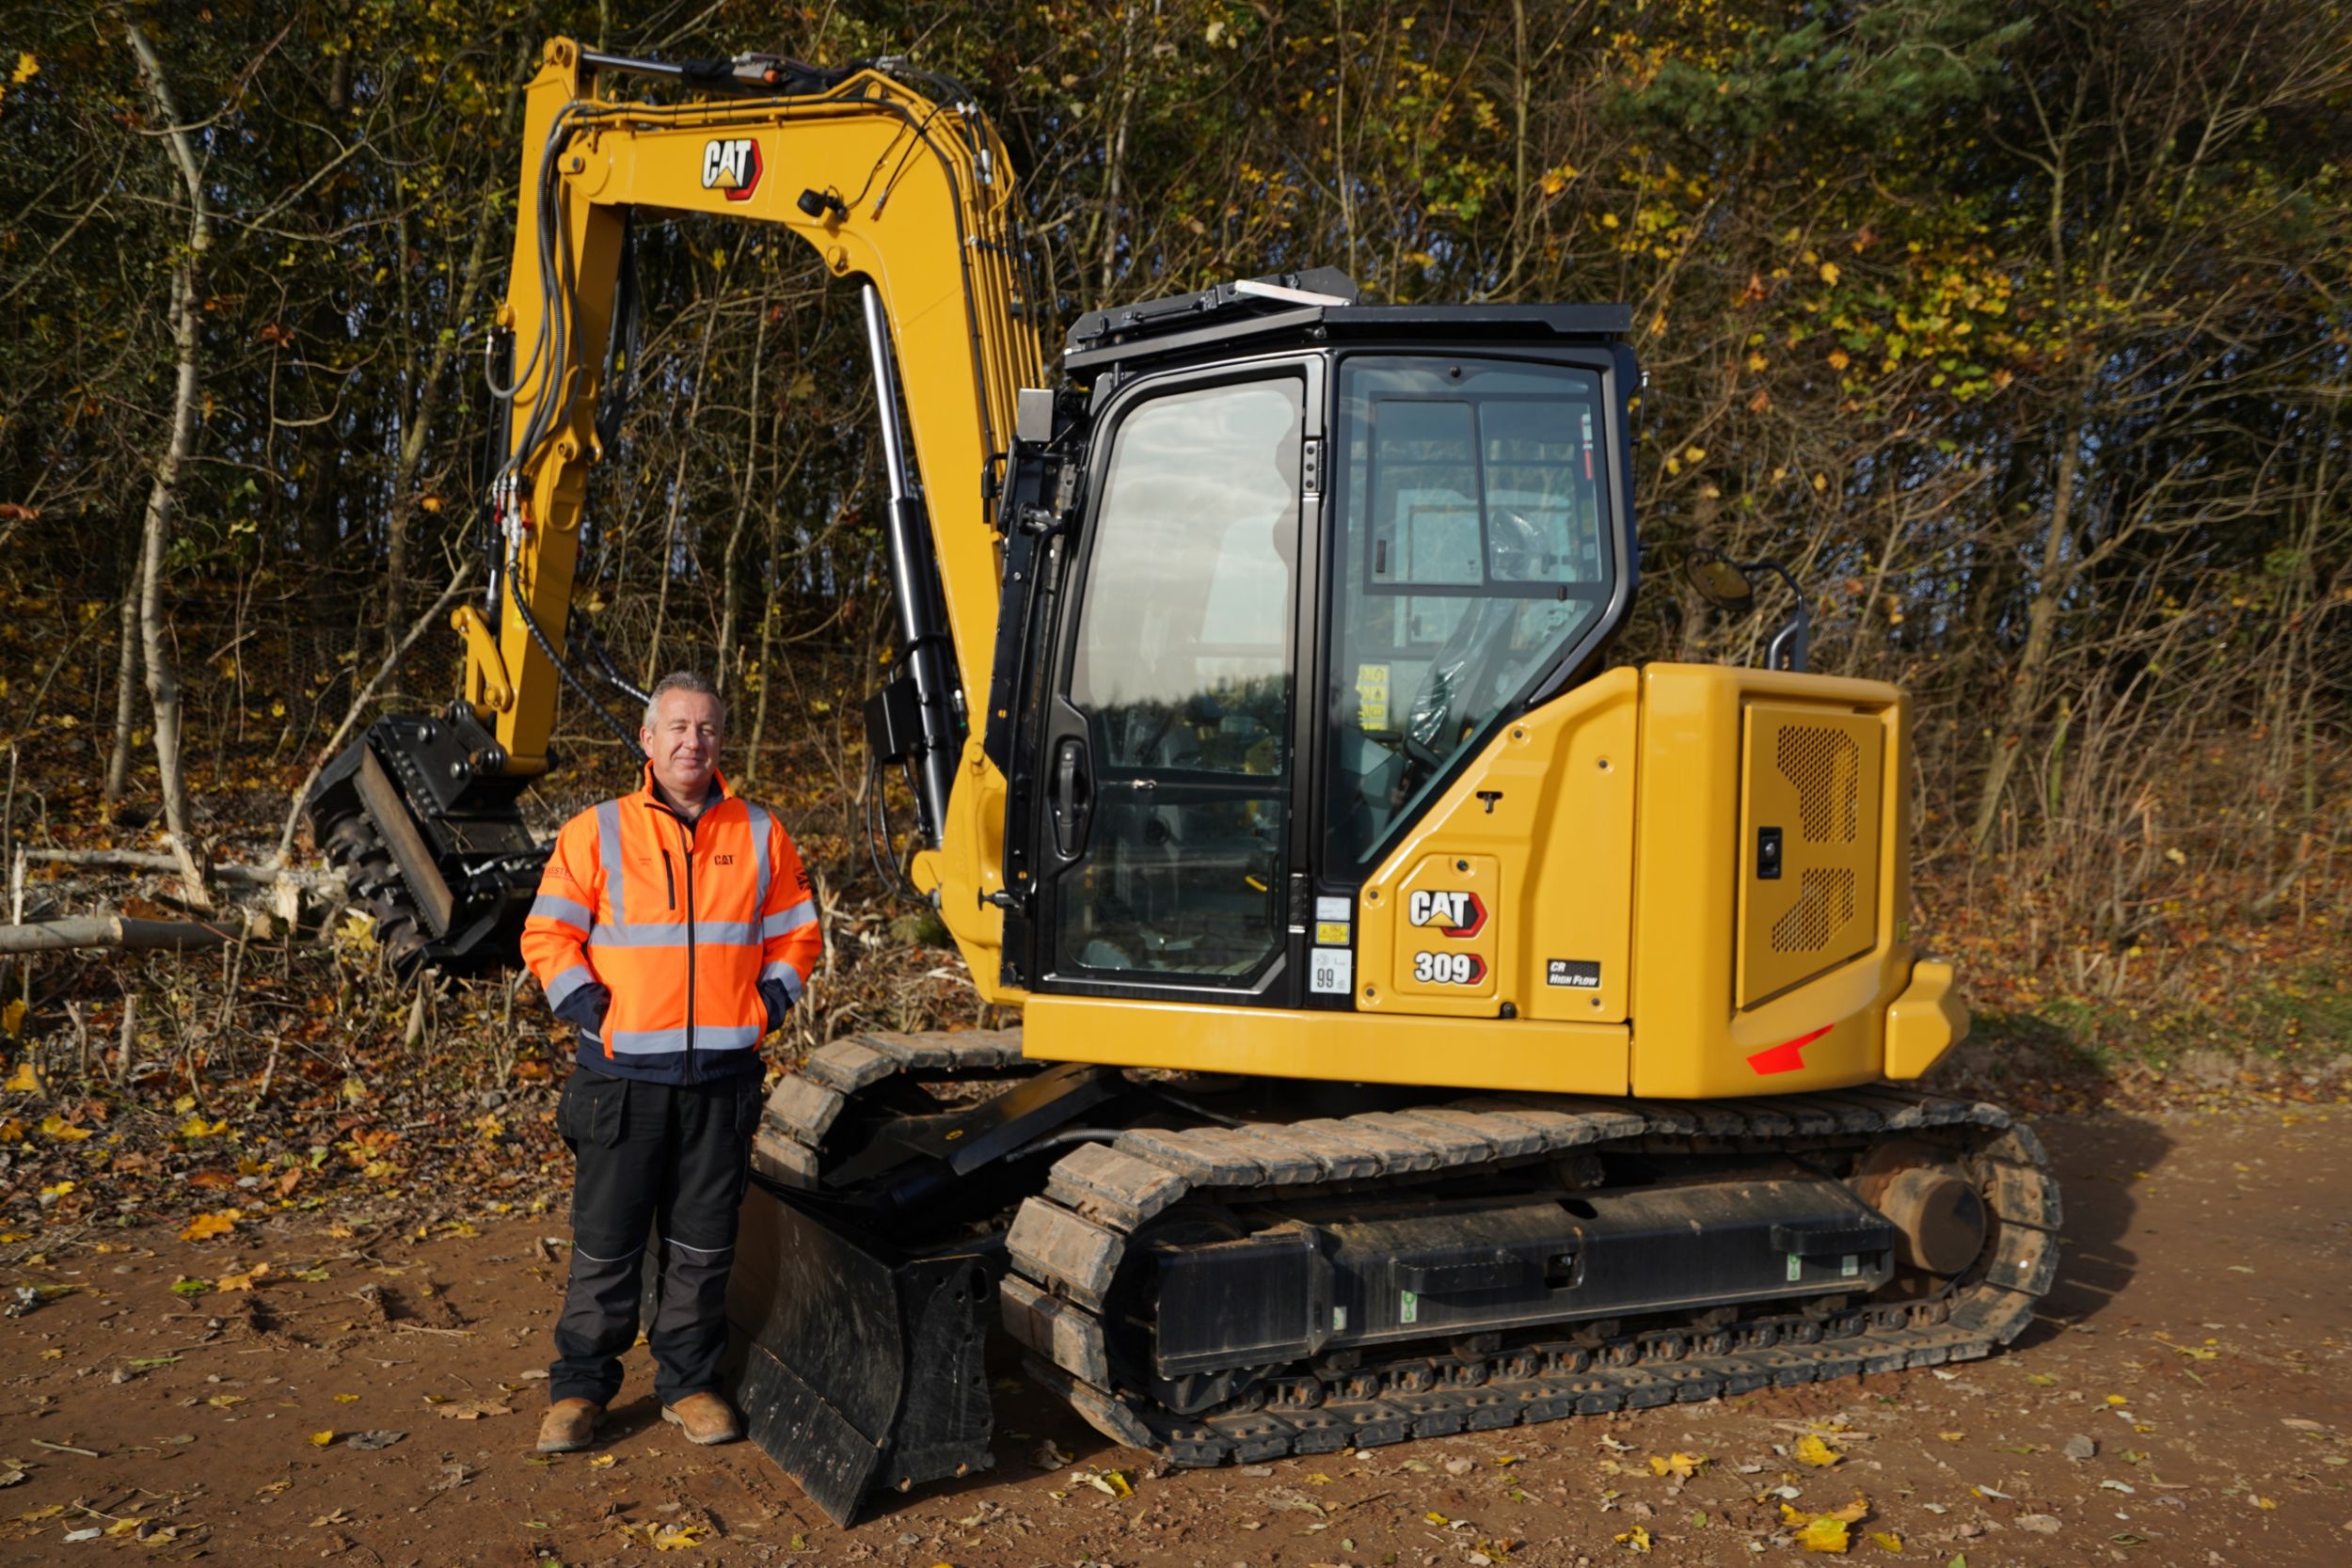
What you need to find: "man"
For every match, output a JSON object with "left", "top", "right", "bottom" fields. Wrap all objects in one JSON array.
[{"left": 520, "top": 671, "right": 821, "bottom": 1453}]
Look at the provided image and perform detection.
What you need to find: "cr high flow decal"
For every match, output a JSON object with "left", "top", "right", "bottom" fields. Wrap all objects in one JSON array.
[
  {"left": 1411, "top": 951, "right": 1486, "bottom": 986},
  {"left": 701, "top": 137, "right": 763, "bottom": 200},
  {"left": 1406, "top": 889, "right": 1486, "bottom": 939}
]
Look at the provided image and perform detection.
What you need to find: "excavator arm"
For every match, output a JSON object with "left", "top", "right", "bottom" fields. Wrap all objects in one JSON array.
[{"left": 307, "top": 37, "right": 1042, "bottom": 977}]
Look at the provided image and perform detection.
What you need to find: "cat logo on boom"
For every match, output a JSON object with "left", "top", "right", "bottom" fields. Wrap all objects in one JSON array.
[
  {"left": 702, "top": 137, "right": 762, "bottom": 201},
  {"left": 1406, "top": 888, "right": 1487, "bottom": 939}
]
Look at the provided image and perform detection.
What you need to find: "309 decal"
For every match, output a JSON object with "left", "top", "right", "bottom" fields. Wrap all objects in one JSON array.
[{"left": 1410, "top": 950, "right": 1486, "bottom": 986}]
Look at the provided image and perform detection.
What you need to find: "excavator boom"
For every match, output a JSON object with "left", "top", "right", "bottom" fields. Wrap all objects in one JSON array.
[{"left": 308, "top": 39, "right": 1040, "bottom": 974}]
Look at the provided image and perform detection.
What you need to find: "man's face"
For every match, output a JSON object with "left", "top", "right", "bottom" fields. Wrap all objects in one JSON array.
[{"left": 642, "top": 689, "right": 723, "bottom": 803}]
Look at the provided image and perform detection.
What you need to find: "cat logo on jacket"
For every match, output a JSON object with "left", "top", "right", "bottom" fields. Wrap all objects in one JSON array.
[{"left": 1406, "top": 888, "right": 1486, "bottom": 940}]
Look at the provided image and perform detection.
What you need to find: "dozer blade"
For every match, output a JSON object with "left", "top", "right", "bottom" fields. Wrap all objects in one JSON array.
[{"left": 725, "top": 1173, "right": 1001, "bottom": 1525}]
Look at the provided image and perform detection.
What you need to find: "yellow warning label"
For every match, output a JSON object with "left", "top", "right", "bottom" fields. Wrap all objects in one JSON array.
[
  {"left": 1314, "top": 921, "right": 1350, "bottom": 946},
  {"left": 1356, "top": 662, "right": 1391, "bottom": 731}
]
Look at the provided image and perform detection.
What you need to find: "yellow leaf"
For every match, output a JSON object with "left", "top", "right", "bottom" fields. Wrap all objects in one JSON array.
[
  {"left": 1614, "top": 1524, "right": 1652, "bottom": 1552},
  {"left": 38, "top": 1180, "right": 73, "bottom": 1198},
  {"left": 1820, "top": 261, "right": 1841, "bottom": 285},
  {"left": 1783, "top": 1498, "right": 1871, "bottom": 1527},
  {"left": 1936, "top": 1431, "right": 1964, "bottom": 1442},
  {"left": 2253, "top": 1496, "right": 2278, "bottom": 1510},
  {"left": 1, "top": 998, "right": 25, "bottom": 1038},
  {"left": 1102, "top": 1469, "right": 1133, "bottom": 1498},
  {"left": 11, "top": 53, "right": 37, "bottom": 86},
  {"left": 206, "top": 1394, "right": 245, "bottom": 1408},
  {"left": 310, "top": 1431, "right": 336, "bottom": 1447},
  {"left": 1426, "top": 1513, "right": 1451, "bottom": 1526},
  {"left": 1870, "top": 1531, "right": 1903, "bottom": 1552},
  {"left": 181, "top": 1210, "right": 239, "bottom": 1242},
  {"left": 38, "top": 1114, "right": 93, "bottom": 1142},
  {"left": 2105, "top": 1395, "right": 2129, "bottom": 1405},
  {"left": 1795, "top": 1434, "right": 1844, "bottom": 1467},
  {"left": 334, "top": 1393, "right": 359, "bottom": 1402},
  {"left": 216, "top": 1262, "right": 272, "bottom": 1292},
  {"left": 651, "top": 1522, "right": 708, "bottom": 1550},
  {"left": 1647, "top": 1451, "right": 1708, "bottom": 1479},
  {"left": 589, "top": 1453, "right": 617, "bottom": 1468},
  {"left": 178, "top": 1115, "right": 230, "bottom": 1139},
  {"left": 1796, "top": 1515, "right": 1852, "bottom": 1553},
  {"left": 1827, "top": 349, "right": 1851, "bottom": 372}
]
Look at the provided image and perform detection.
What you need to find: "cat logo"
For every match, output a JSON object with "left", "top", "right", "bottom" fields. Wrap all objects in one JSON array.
[
  {"left": 1406, "top": 889, "right": 1486, "bottom": 940},
  {"left": 701, "top": 137, "right": 762, "bottom": 201}
]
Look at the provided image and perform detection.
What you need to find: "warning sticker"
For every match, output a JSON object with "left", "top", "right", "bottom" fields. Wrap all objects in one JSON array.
[{"left": 1355, "top": 662, "right": 1391, "bottom": 731}]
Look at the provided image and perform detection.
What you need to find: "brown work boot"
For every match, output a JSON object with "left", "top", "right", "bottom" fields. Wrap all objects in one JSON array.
[
  {"left": 660, "top": 1391, "right": 741, "bottom": 1447},
  {"left": 536, "top": 1397, "right": 603, "bottom": 1453}
]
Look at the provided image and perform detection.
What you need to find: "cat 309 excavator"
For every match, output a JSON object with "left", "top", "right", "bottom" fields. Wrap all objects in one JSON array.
[{"left": 306, "top": 39, "right": 2055, "bottom": 1525}]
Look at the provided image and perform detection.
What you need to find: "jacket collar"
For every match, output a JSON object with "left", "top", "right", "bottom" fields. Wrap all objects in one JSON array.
[{"left": 631, "top": 762, "right": 730, "bottom": 823}]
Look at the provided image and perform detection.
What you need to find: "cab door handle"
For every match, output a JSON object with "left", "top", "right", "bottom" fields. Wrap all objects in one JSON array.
[{"left": 1049, "top": 736, "right": 1092, "bottom": 860}]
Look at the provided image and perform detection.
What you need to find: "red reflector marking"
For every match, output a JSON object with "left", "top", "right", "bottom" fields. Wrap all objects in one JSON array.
[{"left": 1746, "top": 1023, "right": 1834, "bottom": 1076}]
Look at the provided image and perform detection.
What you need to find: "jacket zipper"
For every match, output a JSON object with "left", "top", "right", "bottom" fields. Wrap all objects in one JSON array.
[
  {"left": 676, "top": 815, "right": 697, "bottom": 1076},
  {"left": 660, "top": 850, "right": 676, "bottom": 910}
]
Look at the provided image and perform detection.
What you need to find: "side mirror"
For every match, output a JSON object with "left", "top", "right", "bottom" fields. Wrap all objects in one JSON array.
[{"left": 1685, "top": 552, "right": 1756, "bottom": 612}]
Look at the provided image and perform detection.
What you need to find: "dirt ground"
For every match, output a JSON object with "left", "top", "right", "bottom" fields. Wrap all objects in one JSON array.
[{"left": 4, "top": 1107, "right": 2348, "bottom": 1568}]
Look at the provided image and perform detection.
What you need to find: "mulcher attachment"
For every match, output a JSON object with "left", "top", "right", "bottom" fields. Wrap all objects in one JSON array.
[{"left": 303, "top": 708, "right": 545, "bottom": 973}]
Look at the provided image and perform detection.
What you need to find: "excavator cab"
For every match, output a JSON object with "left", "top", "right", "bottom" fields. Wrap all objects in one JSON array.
[{"left": 980, "top": 273, "right": 1638, "bottom": 1007}]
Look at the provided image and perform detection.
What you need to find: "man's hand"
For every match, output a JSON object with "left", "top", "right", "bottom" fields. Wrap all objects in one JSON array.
[{"left": 551, "top": 979, "right": 612, "bottom": 1034}]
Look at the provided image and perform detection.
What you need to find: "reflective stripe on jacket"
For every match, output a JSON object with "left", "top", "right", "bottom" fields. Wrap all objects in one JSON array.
[{"left": 520, "top": 767, "right": 821, "bottom": 1085}]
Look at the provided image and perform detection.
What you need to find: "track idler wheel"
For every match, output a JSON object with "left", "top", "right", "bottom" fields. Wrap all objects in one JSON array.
[{"left": 1852, "top": 1139, "right": 1991, "bottom": 1275}]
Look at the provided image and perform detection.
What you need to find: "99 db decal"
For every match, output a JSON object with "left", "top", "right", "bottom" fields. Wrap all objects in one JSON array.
[{"left": 1411, "top": 951, "right": 1486, "bottom": 985}]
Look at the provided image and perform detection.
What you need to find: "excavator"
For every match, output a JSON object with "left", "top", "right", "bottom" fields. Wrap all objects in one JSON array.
[{"left": 305, "top": 39, "right": 2056, "bottom": 1525}]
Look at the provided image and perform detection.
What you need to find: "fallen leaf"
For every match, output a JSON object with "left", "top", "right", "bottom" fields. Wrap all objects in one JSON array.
[
  {"left": 589, "top": 1453, "right": 617, "bottom": 1468},
  {"left": 38, "top": 1115, "right": 93, "bottom": 1143},
  {"left": 344, "top": 1431, "right": 405, "bottom": 1450},
  {"left": 1795, "top": 1434, "right": 1845, "bottom": 1467},
  {"left": 169, "top": 1277, "right": 212, "bottom": 1296},
  {"left": 1648, "top": 1451, "right": 1708, "bottom": 1479},
  {"left": 430, "top": 1399, "right": 511, "bottom": 1420},
  {"left": 1796, "top": 1515, "right": 1852, "bottom": 1553},
  {"left": 651, "top": 1522, "right": 709, "bottom": 1550},
  {"left": 333, "top": 1393, "right": 359, "bottom": 1403},
  {"left": 1614, "top": 1524, "right": 1652, "bottom": 1553},
  {"left": 309, "top": 1431, "right": 336, "bottom": 1447},
  {"left": 308, "top": 1507, "right": 349, "bottom": 1527},
  {"left": 181, "top": 1211, "right": 240, "bottom": 1242},
  {"left": 1870, "top": 1530, "right": 1903, "bottom": 1553},
  {"left": 206, "top": 1395, "right": 245, "bottom": 1409},
  {"left": 216, "top": 1263, "right": 272, "bottom": 1292}
]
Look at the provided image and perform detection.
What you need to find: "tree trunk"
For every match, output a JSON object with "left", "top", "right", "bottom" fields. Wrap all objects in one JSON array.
[
  {"left": 103, "top": 584, "right": 139, "bottom": 805},
  {"left": 1969, "top": 423, "right": 2085, "bottom": 856},
  {"left": 124, "top": 16, "right": 214, "bottom": 909}
]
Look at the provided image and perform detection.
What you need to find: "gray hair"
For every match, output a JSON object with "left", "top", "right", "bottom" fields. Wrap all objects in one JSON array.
[{"left": 643, "top": 670, "right": 725, "bottom": 731}]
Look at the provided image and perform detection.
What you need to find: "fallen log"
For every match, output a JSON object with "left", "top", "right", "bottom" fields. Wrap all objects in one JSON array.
[
  {"left": 0, "top": 913, "right": 261, "bottom": 955},
  {"left": 19, "top": 848, "right": 336, "bottom": 889}
]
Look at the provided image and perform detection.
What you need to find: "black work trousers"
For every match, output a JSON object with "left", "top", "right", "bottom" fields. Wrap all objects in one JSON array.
[{"left": 549, "top": 1068, "right": 762, "bottom": 1407}]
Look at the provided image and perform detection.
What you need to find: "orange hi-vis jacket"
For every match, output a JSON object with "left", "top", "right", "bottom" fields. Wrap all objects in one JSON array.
[{"left": 521, "top": 768, "right": 820, "bottom": 1085}]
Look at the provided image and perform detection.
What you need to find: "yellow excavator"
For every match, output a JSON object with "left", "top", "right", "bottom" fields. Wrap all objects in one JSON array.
[{"left": 305, "top": 40, "right": 2055, "bottom": 1524}]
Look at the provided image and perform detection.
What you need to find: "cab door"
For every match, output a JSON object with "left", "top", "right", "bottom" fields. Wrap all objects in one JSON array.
[{"left": 1026, "top": 358, "right": 1323, "bottom": 1005}]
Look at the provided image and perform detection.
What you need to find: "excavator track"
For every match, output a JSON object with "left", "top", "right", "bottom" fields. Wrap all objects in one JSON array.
[
  {"left": 1000, "top": 1087, "right": 2057, "bottom": 1464},
  {"left": 755, "top": 1041, "right": 2058, "bottom": 1471}
]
